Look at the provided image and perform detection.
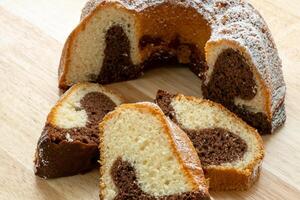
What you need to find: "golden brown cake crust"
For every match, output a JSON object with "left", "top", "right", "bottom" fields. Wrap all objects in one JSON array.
[{"left": 205, "top": 164, "right": 262, "bottom": 190}]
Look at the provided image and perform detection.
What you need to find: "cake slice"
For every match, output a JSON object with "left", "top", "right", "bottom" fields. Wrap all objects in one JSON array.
[
  {"left": 34, "top": 83, "right": 123, "bottom": 178},
  {"left": 156, "top": 90, "right": 264, "bottom": 190},
  {"left": 99, "top": 102, "right": 210, "bottom": 200}
]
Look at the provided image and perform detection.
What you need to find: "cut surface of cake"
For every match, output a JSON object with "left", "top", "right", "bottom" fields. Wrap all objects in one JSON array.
[
  {"left": 34, "top": 83, "right": 123, "bottom": 178},
  {"left": 58, "top": 0, "right": 286, "bottom": 134},
  {"left": 156, "top": 90, "right": 264, "bottom": 190},
  {"left": 99, "top": 102, "right": 210, "bottom": 199}
]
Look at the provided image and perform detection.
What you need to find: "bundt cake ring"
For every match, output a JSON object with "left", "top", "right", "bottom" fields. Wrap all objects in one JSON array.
[{"left": 58, "top": 0, "right": 286, "bottom": 134}]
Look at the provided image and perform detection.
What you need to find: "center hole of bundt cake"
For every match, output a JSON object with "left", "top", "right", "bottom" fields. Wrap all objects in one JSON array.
[
  {"left": 184, "top": 128, "right": 247, "bottom": 166},
  {"left": 98, "top": 24, "right": 209, "bottom": 84},
  {"left": 139, "top": 35, "right": 207, "bottom": 77},
  {"left": 110, "top": 157, "right": 210, "bottom": 199}
]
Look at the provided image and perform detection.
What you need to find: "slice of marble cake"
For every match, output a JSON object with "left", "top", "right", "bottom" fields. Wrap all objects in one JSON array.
[{"left": 34, "top": 83, "right": 123, "bottom": 178}]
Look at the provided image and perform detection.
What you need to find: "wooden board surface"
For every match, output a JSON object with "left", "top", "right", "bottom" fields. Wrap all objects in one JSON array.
[{"left": 0, "top": 0, "right": 299, "bottom": 199}]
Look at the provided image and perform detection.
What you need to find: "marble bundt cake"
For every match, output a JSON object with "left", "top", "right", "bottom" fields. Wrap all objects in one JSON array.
[
  {"left": 58, "top": 0, "right": 286, "bottom": 134},
  {"left": 156, "top": 90, "right": 264, "bottom": 190},
  {"left": 34, "top": 83, "right": 123, "bottom": 178},
  {"left": 99, "top": 102, "right": 210, "bottom": 199}
]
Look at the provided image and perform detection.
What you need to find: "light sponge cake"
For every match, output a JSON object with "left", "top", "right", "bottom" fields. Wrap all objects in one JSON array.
[
  {"left": 156, "top": 90, "right": 264, "bottom": 190},
  {"left": 34, "top": 83, "right": 123, "bottom": 178},
  {"left": 99, "top": 102, "right": 211, "bottom": 199}
]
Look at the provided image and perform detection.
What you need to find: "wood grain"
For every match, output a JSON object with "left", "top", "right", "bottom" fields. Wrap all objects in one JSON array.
[{"left": 0, "top": 0, "right": 299, "bottom": 199}]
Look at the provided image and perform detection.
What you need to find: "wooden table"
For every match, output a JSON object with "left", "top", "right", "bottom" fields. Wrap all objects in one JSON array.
[{"left": 0, "top": 0, "right": 299, "bottom": 199}]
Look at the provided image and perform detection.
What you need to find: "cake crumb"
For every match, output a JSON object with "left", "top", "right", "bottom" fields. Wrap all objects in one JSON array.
[{"left": 66, "top": 133, "right": 74, "bottom": 142}]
